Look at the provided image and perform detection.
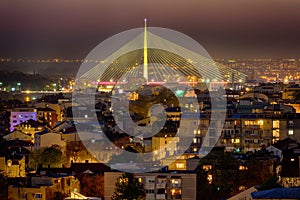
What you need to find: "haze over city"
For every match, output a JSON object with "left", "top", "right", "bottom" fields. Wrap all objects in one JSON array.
[
  {"left": 1, "top": 0, "right": 300, "bottom": 60},
  {"left": 1, "top": 1, "right": 300, "bottom": 200}
]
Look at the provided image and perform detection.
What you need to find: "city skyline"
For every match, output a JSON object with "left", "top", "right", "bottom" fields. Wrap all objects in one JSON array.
[
  {"left": 1, "top": 1, "right": 300, "bottom": 199},
  {"left": 0, "top": 0, "right": 300, "bottom": 61}
]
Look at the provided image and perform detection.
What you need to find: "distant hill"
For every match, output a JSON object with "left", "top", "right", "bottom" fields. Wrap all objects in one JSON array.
[
  {"left": 0, "top": 70, "right": 51, "bottom": 91},
  {"left": 0, "top": 62, "right": 80, "bottom": 77}
]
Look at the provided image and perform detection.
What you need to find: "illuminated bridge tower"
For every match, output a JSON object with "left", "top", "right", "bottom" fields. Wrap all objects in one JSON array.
[{"left": 143, "top": 18, "right": 148, "bottom": 81}]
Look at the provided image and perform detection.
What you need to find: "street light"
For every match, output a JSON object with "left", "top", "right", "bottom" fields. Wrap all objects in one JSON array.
[
  {"left": 17, "top": 82, "right": 21, "bottom": 91},
  {"left": 53, "top": 83, "right": 57, "bottom": 91}
]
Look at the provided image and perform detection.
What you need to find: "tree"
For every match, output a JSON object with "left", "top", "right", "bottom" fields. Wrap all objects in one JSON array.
[
  {"left": 195, "top": 149, "right": 240, "bottom": 200},
  {"left": 40, "top": 145, "right": 63, "bottom": 168},
  {"left": 0, "top": 173, "right": 7, "bottom": 199},
  {"left": 28, "top": 147, "right": 45, "bottom": 170},
  {"left": 29, "top": 145, "right": 64, "bottom": 169},
  {"left": 293, "top": 91, "right": 300, "bottom": 101},
  {"left": 65, "top": 141, "right": 90, "bottom": 163},
  {"left": 195, "top": 165, "right": 211, "bottom": 200},
  {"left": 239, "top": 157, "right": 273, "bottom": 188},
  {"left": 0, "top": 137, "right": 7, "bottom": 153},
  {"left": 111, "top": 173, "right": 145, "bottom": 200},
  {"left": 79, "top": 174, "right": 104, "bottom": 198},
  {"left": 259, "top": 176, "right": 282, "bottom": 191}
]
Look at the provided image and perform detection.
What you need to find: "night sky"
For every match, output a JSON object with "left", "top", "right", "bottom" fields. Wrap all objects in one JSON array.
[{"left": 1, "top": 0, "right": 300, "bottom": 60}]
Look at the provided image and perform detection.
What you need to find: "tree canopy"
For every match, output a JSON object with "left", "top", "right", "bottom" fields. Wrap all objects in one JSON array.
[
  {"left": 111, "top": 173, "right": 145, "bottom": 200},
  {"left": 79, "top": 174, "right": 104, "bottom": 198},
  {"left": 40, "top": 145, "right": 63, "bottom": 167},
  {"left": 29, "top": 145, "right": 63, "bottom": 169}
]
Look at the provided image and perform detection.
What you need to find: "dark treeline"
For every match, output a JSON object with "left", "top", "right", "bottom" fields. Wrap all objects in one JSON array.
[{"left": 0, "top": 70, "right": 51, "bottom": 91}]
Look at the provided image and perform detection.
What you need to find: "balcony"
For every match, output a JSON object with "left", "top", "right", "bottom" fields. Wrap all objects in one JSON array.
[
  {"left": 244, "top": 125, "right": 260, "bottom": 129},
  {"left": 171, "top": 188, "right": 182, "bottom": 199},
  {"left": 156, "top": 188, "right": 167, "bottom": 200},
  {"left": 156, "top": 177, "right": 167, "bottom": 189},
  {"left": 156, "top": 194, "right": 167, "bottom": 200},
  {"left": 170, "top": 177, "right": 182, "bottom": 188}
]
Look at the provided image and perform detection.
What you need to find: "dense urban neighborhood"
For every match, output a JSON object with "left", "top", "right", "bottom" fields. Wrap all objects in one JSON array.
[{"left": 0, "top": 70, "right": 300, "bottom": 199}]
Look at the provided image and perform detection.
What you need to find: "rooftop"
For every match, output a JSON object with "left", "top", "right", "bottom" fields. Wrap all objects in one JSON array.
[
  {"left": 37, "top": 107, "right": 56, "bottom": 112},
  {"left": 18, "top": 119, "right": 44, "bottom": 128},
  {"left": 251, "top": 187, "right": 300, "bottom": 199}
]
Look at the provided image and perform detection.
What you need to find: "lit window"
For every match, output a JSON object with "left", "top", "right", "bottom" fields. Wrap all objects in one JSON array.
[
  {"left": 288, "top": 129, "right": 294, "bottom": 135},
  {"left": 239, "top": 186, "right": 246, "bottom": 191},
  {"left": 273, "top": 120, "right": 280, "bottom": 129},
  {"left": 193, "top": 138, "right": 197, "bottom": 143},
  {"left": 273, "top": 129, "right": 280, "bottom": 138},
  {"left": 257, "top": 120, "right": 264, "bottom": 126},
  {"left": 203, "top": 165, "right": 212, "bottom": 171},
  {"left": 207, "top": 174, "right": 213, "bottom": 184},
  {"left": 231, "top": 139, "right": 240, "bottom": 144},
  {"left": 245, "top": 121, "right": 250, "bottom": 126},
  {"left": 239, "top": 166, "right": 248, "bottom": 171},
  {"left": 170, "top": 178, "right": 181, "bottom": 188},
  {"left": 118, "top": 177, "right": 128, "bottom": 183},
  {"left": 171, "top": 188, "right": 181, "bottom": 197},
  {"left": 7, "top": 160, "right": 12, "bottom": 167},
  {"left": 176, "top": 163, "right": 185, "bottom": 169}
]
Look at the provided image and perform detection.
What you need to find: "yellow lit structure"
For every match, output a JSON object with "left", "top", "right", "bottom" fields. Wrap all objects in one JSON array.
[{"left": 143, "top": 18, "right": 148, "bottom": 81}]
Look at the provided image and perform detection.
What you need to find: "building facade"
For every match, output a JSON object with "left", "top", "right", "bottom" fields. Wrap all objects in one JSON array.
[
  {"left": 104, "top": 171, "right": 196, "bottom": 200},
  {"left": 10, "top": 108, "right": 37, "bottom": 131}
]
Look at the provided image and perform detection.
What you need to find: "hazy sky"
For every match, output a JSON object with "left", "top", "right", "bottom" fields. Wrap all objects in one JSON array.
[{"left": 1, "top": 0, "right": 300, "bottom": 59}]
